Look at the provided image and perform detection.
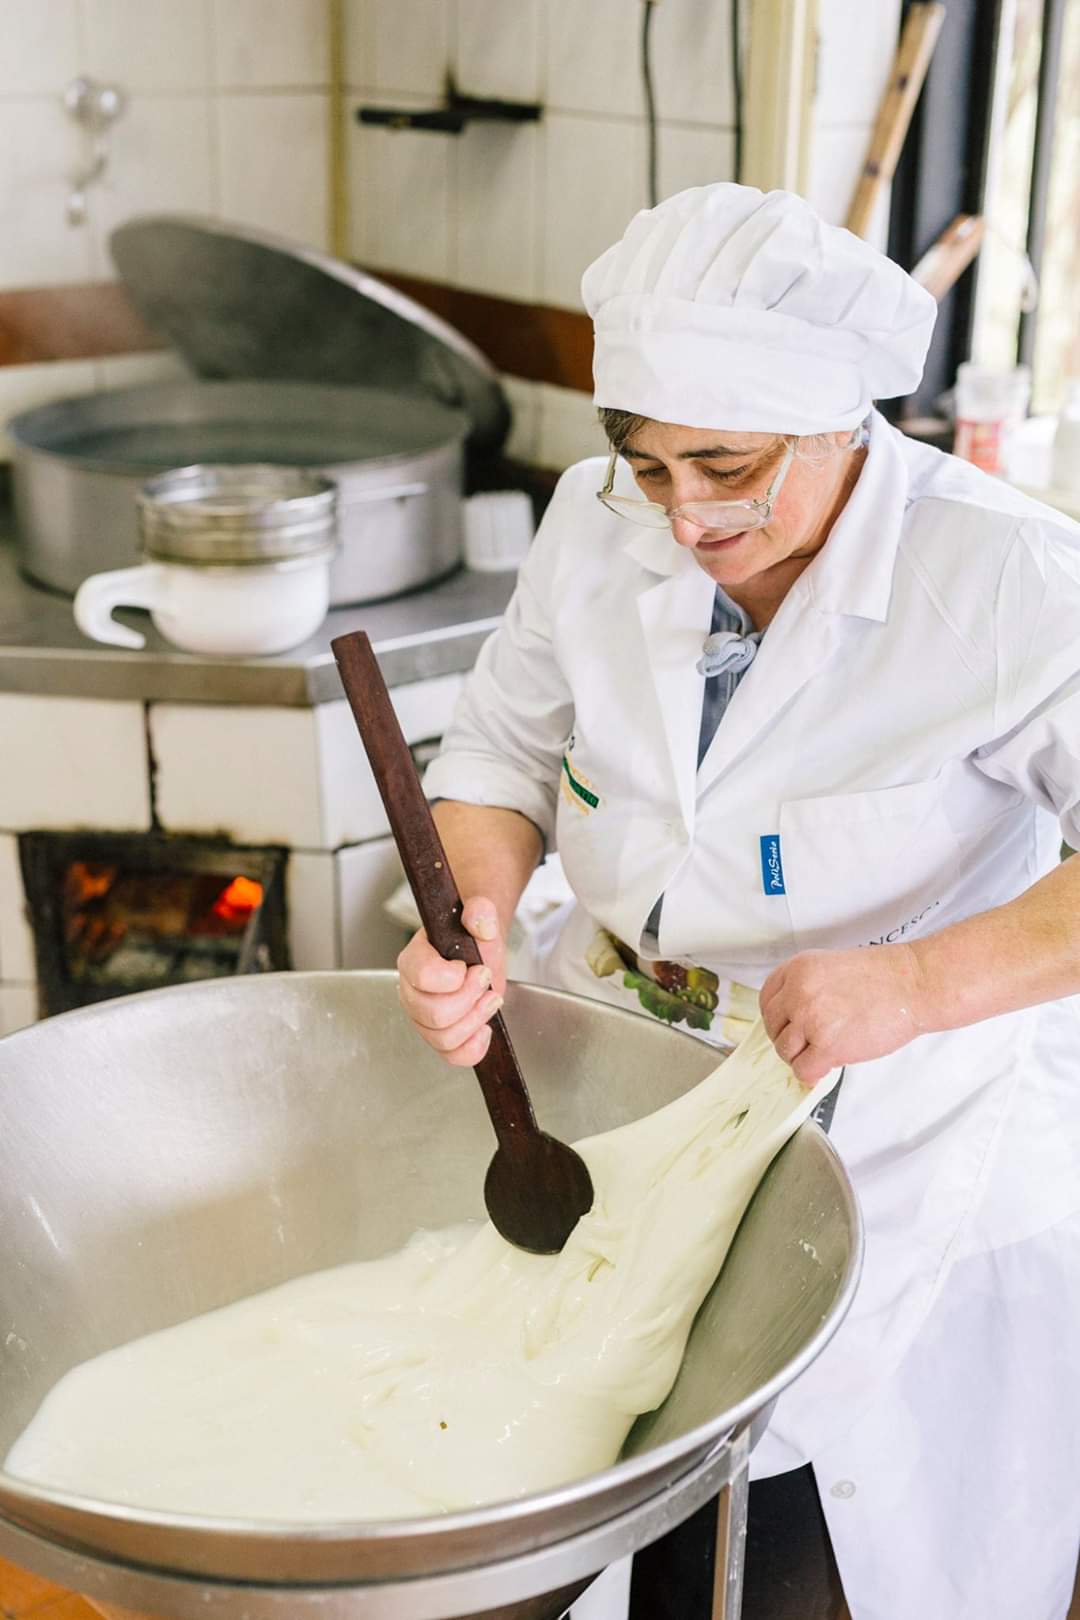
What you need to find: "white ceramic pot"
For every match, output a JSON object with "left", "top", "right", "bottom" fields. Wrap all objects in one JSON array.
[
  {"left": 73, "top": 552, "right": 332, "bottom": 657},
  {"left": 74, "top": 463, "right": 337, "bottom": 657}
]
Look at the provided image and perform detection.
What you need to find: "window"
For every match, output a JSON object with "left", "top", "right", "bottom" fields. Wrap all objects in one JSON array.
[{"left": 972, "top": 0, "right": 1080, "bottom": 412}]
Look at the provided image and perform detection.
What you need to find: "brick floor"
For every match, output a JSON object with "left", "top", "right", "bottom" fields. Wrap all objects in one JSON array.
[{"left": 0, "top": 1557, "right": 99, "bottom": 1620}]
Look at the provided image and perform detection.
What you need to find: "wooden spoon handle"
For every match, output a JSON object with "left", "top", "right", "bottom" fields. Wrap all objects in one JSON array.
[{"left": 331, "top": 630, "right": 539, "bottom": 1144}]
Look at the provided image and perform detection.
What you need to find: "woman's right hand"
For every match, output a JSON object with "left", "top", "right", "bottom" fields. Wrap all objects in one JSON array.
[{"left": 396, "top": 896, "right": 508, "bottom": 1066}]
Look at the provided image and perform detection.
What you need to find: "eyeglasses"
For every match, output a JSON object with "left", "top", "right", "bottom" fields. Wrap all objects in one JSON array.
[{"left": 596, "top": 440, "right": 796, "bottom": 533}]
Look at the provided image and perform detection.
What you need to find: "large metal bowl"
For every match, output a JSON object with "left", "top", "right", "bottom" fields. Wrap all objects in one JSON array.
[{"left": 0, "top": 973, "right": 861, "bottom": 1620}]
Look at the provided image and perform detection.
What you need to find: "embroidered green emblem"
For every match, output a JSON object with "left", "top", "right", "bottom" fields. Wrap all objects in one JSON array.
[{"left": 561, "top": 754, "right": 599, "bottom": 809}]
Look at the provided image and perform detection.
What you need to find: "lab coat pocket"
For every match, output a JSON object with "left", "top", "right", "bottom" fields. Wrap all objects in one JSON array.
[{"left": 779, "top": 779, "right": 961, "bottom": 951}]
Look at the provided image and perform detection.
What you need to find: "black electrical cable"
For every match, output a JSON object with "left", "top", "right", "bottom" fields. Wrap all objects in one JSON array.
[
  {"left": 642, "top": 0, "right": 659, "bottom": 206},
  {"left": 731, "top": 0, "right": 743, "bottom": 183}
]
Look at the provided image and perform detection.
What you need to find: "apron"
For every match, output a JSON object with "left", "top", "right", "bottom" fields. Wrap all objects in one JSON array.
[{"left": 543, "top": 915, "right": 1080, "bottom": 1618}]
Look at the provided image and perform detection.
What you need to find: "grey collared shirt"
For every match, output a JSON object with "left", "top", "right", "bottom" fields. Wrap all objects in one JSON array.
[{"left": 641, "top": 586, "right": 761, "bottom": 954}]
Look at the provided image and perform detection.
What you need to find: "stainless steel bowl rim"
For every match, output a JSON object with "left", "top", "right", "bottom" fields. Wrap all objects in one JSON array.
[{"left": 0, "top": 972, "right": 864, "bottom": 1567}]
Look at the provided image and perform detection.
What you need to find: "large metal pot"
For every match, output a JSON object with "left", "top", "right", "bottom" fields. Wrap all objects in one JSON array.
[
  {"left": 0, "top": 973, "right": 861, "bottom": 1620},
  {"left": 9, "top": 380, "right": 467, "bottom": 607}
]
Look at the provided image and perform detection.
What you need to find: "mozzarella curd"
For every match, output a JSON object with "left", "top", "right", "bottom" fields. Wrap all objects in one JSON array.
[{"left": 5, "top": 1021, "right": 832, "bottom": 1520}]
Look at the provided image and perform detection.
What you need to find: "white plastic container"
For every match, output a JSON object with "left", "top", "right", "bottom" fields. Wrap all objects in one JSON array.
[
  {"left": 1051, "top": 380, "right": 1080, "bottom": 496},
  {"left": 953, "top": 363, "right": 1031, "bottom": 475},
  {"left": 462, "top": 490, "right": 534, "bottom": 572}
]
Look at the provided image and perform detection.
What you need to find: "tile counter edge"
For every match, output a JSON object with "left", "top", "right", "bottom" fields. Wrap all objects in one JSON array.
[{"left": 0, "top": 528, "right": 515, "bottom": 706}]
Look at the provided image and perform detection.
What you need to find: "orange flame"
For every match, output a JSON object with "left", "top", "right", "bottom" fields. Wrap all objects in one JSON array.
[{"left": 211, "top": 874, "right": 263, "bottom": 924}]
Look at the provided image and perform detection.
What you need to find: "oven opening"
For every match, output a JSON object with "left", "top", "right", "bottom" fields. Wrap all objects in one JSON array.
[{"left": 20, "top": 834, "right": 288, "bottom": 1016}]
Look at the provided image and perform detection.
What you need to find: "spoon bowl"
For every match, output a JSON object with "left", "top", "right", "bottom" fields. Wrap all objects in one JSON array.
[{"left": 484, "top": 1128, "right": 596, "bottom": 1255}]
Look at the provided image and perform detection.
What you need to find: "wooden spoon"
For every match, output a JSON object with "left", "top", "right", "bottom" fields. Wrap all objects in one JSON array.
[{"left": 331, "top": 630, "right": 595, "bottom": 1255}]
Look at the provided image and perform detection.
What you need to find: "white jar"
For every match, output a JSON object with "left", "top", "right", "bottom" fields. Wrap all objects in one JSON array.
[
  {"left": 461, "top": 490, "right": 534, "bottom": 572},
  {"left": 953, "top": 363, "right": 1031, "bottom": 476},
  {"left": 1051, "top": 380, "right": 1080, "bottom": 496},
  {"left": 73, "top": 464, "right": 337, "bottom": 657}
]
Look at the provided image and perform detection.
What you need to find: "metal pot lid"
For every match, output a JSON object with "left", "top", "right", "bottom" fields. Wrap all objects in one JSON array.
[{"left": 109, "top": 214, "right": 510, "bottom": 452}]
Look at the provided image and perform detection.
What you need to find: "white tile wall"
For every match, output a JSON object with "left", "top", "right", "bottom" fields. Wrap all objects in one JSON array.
[
  {"left": 0, "top": 985, "right": 39, "bottom": 1038},
  {"left": 455, "top": 0, "right": 543, "bottom": 104},
  {"left": 536, "top": 381, "right": 607, "bottom": 472},
  {"left": 0, "top": 101, "right": 92, "bottom": 289},
  {"left": 315, "top": 675, "right": 463, "bottom": 849},
  {"left": 349, "top": 95, "right": 453, "bottom": 281},
  {"left": 454, "top": 123, "right": 540, "bottom": 301},
  {"left": 95, "top": 350, "right": 192, "bottom": 390},
  {"left": 0, "top": 835, "right": 35, "bottom": 983},
  {"left": 541, "top": 113, "right": 648, "bottom": 309},
  {"left": 337, "top": 837, "right": 408, "bottom": 970},
  {"left": 344, "top": 0, "right": 751, "bottom": 317},
  {"left": 485, "top": 376, "right": 608, "bottom": 474},
  {"left": 650, "top": 0, "right": 736, "bottom": 128},
  {"left": 501, "top": 374, "right": 541, "bottom": 464},
  {"left": 152, "top": 677, "right": 461, "bottom": 852},
  {"left": 545, "top": 0, "right": 645, "bottom": 120},
  {"left": 0, "top": 0, "right": 82, "bottom": 98},
  {"left": 361, "top": 0, "right": 450, "bottom": 98},
  {"left": 341, "top": 0, "right": 374, "bottom": 89},
  {"left": 287, "top": 849, "right": 339, "bottom": 969},
  {"left": 213, "top": 0, "right": 330, "bottom": 89},
  {"left": 387, "top": 673, "right": 464, "bottom": 743},
  {"left": 0, "top": 0, "right": 335, "bottom": 300},
  {"left": 87, "top": 96, "right": 217, "bottom": 278},
  {"left": 217, "top": 93, "right": 329, "bottom": 245},
  {"left": 151, "top": 704, "right": 324, "bottom": 846},
  {"left": 82, "top": 0, "right": 212, "bottom": 93},
  {"left": 0, "top": 695, "right": 151, "bottom": 832},
  {"left": 340, "top": 0, "right": 904, "bottom": 323},
  {"left": 658, "top": 125, "right": 738, "bottom": 203}
]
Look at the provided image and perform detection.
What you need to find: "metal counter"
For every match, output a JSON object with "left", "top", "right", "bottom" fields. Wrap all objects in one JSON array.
[{"left": 0, "top": 512, "right": 515, "bottom": 706}]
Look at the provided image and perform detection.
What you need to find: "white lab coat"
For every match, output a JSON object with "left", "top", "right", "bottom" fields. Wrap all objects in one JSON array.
[{"left": 424, "top": 413, "right": 1080, "bottom": 1619}]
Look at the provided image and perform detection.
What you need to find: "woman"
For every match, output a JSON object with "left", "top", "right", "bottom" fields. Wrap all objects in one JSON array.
[{"left": 400, "top": 185, "right": 1080, "bottom": 1619}]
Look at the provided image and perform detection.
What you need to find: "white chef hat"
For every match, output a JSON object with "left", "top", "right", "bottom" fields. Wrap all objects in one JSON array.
[{"left": 581, "top": 183, "right": 937, "bottom": 435}]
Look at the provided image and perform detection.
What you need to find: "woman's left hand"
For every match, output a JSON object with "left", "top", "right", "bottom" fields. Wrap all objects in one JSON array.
[{"left": 759, "top": 944, "right": 929, "bottom": 1086}]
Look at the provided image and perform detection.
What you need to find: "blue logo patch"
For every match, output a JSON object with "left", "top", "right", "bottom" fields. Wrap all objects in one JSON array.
[{"left": 759, "top": 834, "right": 786, "bottom": 896}]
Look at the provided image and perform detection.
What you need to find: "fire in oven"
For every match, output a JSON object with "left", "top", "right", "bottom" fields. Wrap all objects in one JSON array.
[{"left": 19, "top": 832, "right": 288, "bottom": 1016}]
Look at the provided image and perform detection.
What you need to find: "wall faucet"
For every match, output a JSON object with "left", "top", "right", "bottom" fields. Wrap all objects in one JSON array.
[{"left": 64, "top": 75, "right": 126, "bottom": 227}]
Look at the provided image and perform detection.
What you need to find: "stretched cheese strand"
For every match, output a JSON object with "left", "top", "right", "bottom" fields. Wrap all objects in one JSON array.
[{"left": 5, "top": 1021, "right": 836, "bottom": 1520}]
